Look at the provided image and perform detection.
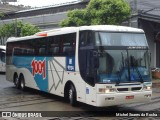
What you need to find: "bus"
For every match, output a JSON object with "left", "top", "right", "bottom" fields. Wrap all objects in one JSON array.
[
  {"left": 6, "top": 25, "right": 152, "bottom": 107},
  {"left": 0, "top": 45, "right": 6, "bottom": 72}
]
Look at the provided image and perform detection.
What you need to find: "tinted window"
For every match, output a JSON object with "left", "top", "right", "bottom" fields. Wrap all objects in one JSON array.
[
  {"left": 6, "top": 32, "right": 76, "bottom": 58},
  {"left": 79, "top": 30, "right": 94, "bottom": 47},
  {"left": 48, "top": 33, "right": 76, "bottom": 56}
]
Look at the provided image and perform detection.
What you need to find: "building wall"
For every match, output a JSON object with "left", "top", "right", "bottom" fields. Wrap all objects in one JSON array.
[{"left": 138, "top": 19, "right": 157, "bottom": 68}]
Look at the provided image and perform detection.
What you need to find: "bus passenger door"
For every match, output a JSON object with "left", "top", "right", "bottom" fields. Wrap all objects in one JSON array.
[{"left": 85, "top": 51, "right": 97, "bottom": 106}]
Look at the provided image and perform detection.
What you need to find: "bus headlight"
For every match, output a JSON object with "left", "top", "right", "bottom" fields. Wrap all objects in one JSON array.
[
  {"left": 143, "top": 85, "right": 152, "bottom": 91},
  {"left": 99, "top": 88, "right": 115, "bottom": 93}
]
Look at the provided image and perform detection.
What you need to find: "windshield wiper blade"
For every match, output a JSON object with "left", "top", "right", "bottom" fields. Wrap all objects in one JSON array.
[
  {"left": 130, "top": 56, "right": 143, "bottom": 83},
  {"left": 116, "top": 73, "right": 121, "bottom": 85},
  {"left": 135, "top": 67, "right": 143, "bottom": 83},
  {"left": 116, "top": 52, "right": 125, "bottom": 85}
]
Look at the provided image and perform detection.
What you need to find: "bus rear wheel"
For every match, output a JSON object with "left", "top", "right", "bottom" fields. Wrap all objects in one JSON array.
[
  {"left": 14, "top": 74, "right": 20, "bottom": 89},
  {"left": 19, "top": 75, "right": 25, "bottom": 91},
  {"left": 69, "top": 84, "right": 76, "bottom": 106}
]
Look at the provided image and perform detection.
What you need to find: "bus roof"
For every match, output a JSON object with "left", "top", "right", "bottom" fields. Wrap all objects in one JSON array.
[
  {"left": 79, "top": 25, "right": 144, "bottom": 32},
  {"left": 7, "top": 25, "right": 144, "bottom": 43}
]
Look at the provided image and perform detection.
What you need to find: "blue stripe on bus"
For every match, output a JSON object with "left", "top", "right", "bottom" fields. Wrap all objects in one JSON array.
[{"left": 12, "top": 56, "right": 48, "bottom": 92}]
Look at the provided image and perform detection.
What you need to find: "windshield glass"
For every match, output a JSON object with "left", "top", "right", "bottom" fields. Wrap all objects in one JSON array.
[
  {"left": 97, "top": 50, "right": 151, "bottom": 83},
  {"left": 95, "top": 32, "right": 148, "bottom": 46}
]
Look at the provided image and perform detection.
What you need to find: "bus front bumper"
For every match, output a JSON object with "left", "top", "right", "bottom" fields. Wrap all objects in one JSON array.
[{"left": 96, "top": 91, "right": 152, "bottom": 107}]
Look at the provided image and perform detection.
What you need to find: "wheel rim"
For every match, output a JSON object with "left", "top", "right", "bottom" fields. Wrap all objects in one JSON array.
[
  {"left": 20, "top": 77, "right": 25, "bottom": 89},
  {"left": 21, "top": 80, "right": 24, "bottom": 89},
  {"left": 15, "top": 77, "right": 19, "bottom": 86},
  {"left": 69, "top": 88, "right": 73, "bottom": 102}
]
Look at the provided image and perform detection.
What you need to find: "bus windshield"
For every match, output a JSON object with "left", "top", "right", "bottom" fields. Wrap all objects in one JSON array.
[
  {"left": 97, "top": 49, "right": 151, "bottom": 84},
  {"left": 79, "top": 31, "right": 151, "bottom": 85},
  {"left": 95, "top": 32, "right": 148, "bottom": 46}
]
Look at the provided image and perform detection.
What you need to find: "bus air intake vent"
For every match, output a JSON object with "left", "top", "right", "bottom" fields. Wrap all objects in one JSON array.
[
  {"left": 117, "top": 88, "right": 128, "bottom": 92},
  {"left": 132, "top": 87, "right": 142, "bottom": 91}
]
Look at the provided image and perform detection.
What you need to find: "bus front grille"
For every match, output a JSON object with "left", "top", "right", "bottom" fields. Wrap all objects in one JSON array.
[
  {"left": 117, "top": 87, "right": 142, "bottom": 92},
  {"left": 131, "top": 87, "right": 142, "bottom": 91},
  {"left": 117, "top": 88, "right": 128, "bottom": 92}
]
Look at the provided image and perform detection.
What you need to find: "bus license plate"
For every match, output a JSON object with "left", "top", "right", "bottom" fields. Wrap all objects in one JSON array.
[{"left": 126, "top": 95, "right": 134, "bottom": 99}]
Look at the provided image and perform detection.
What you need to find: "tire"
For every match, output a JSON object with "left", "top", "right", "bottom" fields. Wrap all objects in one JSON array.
[
  {"left": 19, "top": 75, "right": 25, "bottom": 91},
  {"left": 14, "top": 74, "right": 20, "bottom": 89},
  {"left": 69, "top": 84, "right": 76, "bottom": 106}
]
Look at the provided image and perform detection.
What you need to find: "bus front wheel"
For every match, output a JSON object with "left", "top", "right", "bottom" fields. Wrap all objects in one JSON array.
[{"left": 69, "top": 84, "right": 76, "bottom": 106}]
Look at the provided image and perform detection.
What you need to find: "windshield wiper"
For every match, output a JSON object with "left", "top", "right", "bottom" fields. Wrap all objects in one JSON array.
[
  {"left": 116, "top": 72, "right": 121, "bottom": 85},
  {"left": 136, "top": 67, "right": 143, "bottom": 83},
  {"left": 116, "top": 52, "right": 125, "bottom": 85},
  {"left": 130, "top": 56, "right": 143, "bottom": 83}
]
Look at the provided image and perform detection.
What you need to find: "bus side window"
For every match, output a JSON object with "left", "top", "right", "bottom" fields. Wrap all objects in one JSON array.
[
  {"left": 50, "top": 47, "right": 59, "bottom": 55},
  {"left": 63, "top": 46, "right": 72, "bottom": 55},
  {"left": 39, "top": 48, "right": 45, "bottom": 55},
  {"left": 61, "top": 33, "right": 76, "bottom": 56},
  {"left": 48, "top": 36, "right": 61, "bottom": 56},
  {"left": 48, "top": 33, "right": 76, "bottom": 56},
  {"left": 35, "top": 38, "right": 47, "bottom": 56}
]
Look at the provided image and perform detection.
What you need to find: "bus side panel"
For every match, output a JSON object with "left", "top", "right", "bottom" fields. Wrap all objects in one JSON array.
[
  {"left": 0, "top": 61, "right": 2, "bottom": 72},
  {"left": 18, "top": 67, "right": 40, "bottom": 90},
  {"left": 85, "top": 84, "right": 97, "bottom": 106},
  {"left": 48, "top": 57, "right": 65, "bottom": 96},
  {"left": 30, "top": 57, "right": 48, "bottom": 92},
  {"left": 48, "top": 57, "right": 86, "bottom": 103},
  {"left": 2, "top": 62, "right": 6, "bottom": 72},
  {"left": 0, "top": 61, "right": 5, "bottom": 72},
  {"left": 6, "top": 65, "right": 15, "bottom": 82},
  {"left": 9, "top": 56, "right": 48, "bottom": 92},
  {"left": 6, "top": 64, "right": 38, "bottom": 90}
]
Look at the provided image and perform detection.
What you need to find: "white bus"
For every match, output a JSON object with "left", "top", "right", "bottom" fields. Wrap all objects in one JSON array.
[
  {"left": 0, "top": 45, "right": 6, "bottom": 72},
  {"left": 6, "top": 25, "right": 152, "bottom": 107}
]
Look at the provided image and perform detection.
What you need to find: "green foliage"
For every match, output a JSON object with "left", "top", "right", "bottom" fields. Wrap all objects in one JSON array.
[
  {"left": 60, "top": 9, "right": 87, "bottom": 26},
  {"left": 0, "top": 21, "right": 40, "bottom": 39},
  {"left": 60, "top": 0, "right": 131, "bottom": 27},
  {"left": 0, "top": 13, "right": 4, "bottom": 19},
  {"left": 20, "top": 22, "right": 40, "bottom": 36}
]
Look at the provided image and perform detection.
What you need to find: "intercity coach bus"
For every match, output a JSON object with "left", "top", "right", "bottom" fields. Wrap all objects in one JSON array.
[
  {"left": 0, "top": 45, "right": 6, "bottom": 72},
  {"left": 6, "top": 25, "right": 152, "bottom": 107}
]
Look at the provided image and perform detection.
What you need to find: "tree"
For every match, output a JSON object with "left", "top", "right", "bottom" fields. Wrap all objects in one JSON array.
[
  {"left": 0, "top": 13, "right": 4, "bottom": 19},
  {"left": 60, "top": 0, "right": 131, "bottom": 27},
  {"left": 0, "top": 21, "right": 40, "bottom": 44},
  {"left": 60, "top": 9, "right": 87, "bottom": 27},
  {"left": 0, "top": 21, "right": 40, "bottom": 37}
]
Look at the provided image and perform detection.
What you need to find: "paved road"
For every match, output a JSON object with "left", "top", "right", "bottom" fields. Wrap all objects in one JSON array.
[{"left": 0, "top": 73, "right": 160, "bottom": 120}]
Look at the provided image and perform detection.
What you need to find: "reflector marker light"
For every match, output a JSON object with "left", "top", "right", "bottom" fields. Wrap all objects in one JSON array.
[{"left": 36, "top": 33, "right": 48, "bottom": 37}]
